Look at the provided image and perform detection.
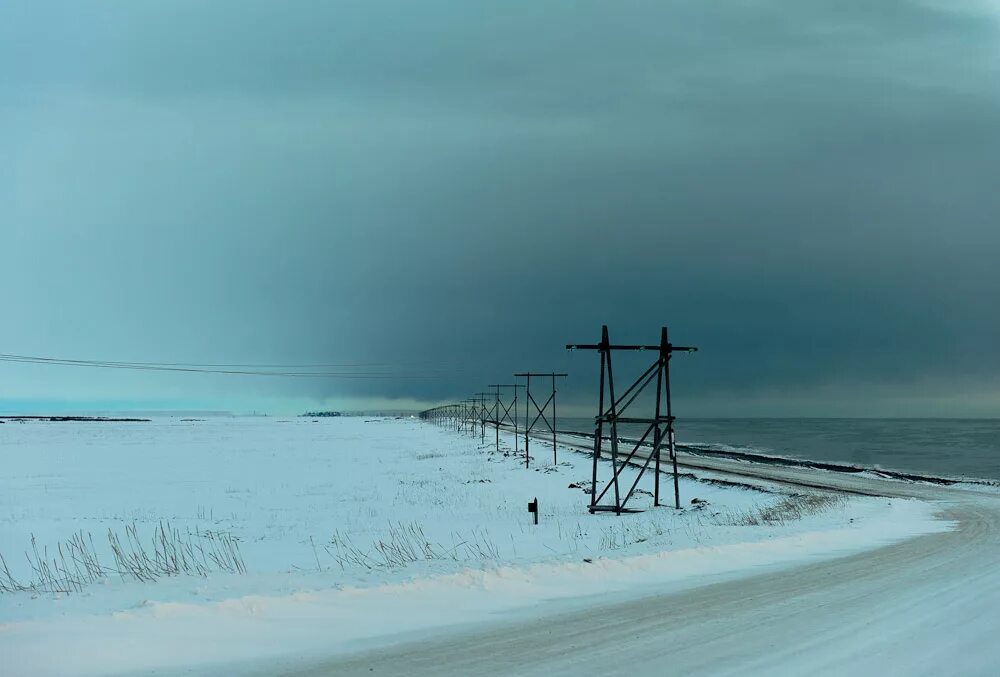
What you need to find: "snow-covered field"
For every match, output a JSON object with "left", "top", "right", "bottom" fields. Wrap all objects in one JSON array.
[{"left": 0, "top": 416, "right": 950, "bottom": 675}]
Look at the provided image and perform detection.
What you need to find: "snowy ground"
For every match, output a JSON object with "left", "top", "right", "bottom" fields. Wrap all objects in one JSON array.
[{"left": 0, "top": 416, "right": 950, "bottom": 676}]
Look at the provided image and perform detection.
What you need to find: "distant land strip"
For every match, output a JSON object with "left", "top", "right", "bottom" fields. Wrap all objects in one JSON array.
[{"left": 0, "top": 416, "right": 151, "bottom": 423}]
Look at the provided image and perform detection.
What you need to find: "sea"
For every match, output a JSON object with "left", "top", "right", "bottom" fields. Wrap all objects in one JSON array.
[{"left": 555, "top": 417, "right": 1000, "bottom": 481}]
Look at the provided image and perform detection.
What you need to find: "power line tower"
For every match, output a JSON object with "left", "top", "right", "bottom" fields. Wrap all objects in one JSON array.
[
  {"left": 473, "top": 392, "right": 492, "bottom": 442},
  {"left": 566, "top": 325, "right": 697, "bottom": 514},
  {"left": 514, "top": 372, "right": 567, "bottom": 468},
  {"left": 463, "top": 398, "right": 479, "bottom": 436},
  {"left": 488, "top": 384, "right": 523, "bottom": 452}
]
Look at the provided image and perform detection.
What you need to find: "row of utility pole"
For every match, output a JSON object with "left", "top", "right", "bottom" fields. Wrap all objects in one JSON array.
[
  {"left": 419, "top": 324, "right": 696, "bottom": 516},
  {"left": 419, "top": 373, "right": 566, "bottom": 467}
]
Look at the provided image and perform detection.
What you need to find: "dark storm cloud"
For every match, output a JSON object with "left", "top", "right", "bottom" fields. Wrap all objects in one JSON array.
[{"left": 1, "top": 1, "right": 999, "bottom": 414}]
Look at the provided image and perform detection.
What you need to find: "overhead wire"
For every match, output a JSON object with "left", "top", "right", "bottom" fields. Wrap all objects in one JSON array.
[{"left": 0, "top": 352, "right": 448, "bottom": 379}]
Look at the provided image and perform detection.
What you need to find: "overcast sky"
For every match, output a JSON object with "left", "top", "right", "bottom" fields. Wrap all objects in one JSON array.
[{"left": 2, "top": 1, "right": 999, "bottom": 416}]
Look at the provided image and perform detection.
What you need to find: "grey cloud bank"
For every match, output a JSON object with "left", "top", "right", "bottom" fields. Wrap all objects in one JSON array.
[{"left": 1, "top": 1, "right": 999, "bottom": 416}]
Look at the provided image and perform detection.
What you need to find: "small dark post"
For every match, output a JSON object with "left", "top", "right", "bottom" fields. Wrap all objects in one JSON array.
[{"left": 528, "top": 497, "right": 538, "bottom": 525}]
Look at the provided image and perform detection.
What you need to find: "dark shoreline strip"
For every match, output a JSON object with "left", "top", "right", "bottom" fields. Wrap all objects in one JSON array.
[
  {"left": 556, "top": 429, "right": 996, "bottom": 487},
  {"left": 0, "top": 416, "right": 151, "bottom": 422}
]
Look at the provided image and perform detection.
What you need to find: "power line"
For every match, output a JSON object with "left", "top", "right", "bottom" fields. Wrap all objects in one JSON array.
[
  {"left": 0, "top": 353, "right": 445, "bottom": 379},
  {"left": 0, "top": 352, "right": 449, "bottom": 369}
]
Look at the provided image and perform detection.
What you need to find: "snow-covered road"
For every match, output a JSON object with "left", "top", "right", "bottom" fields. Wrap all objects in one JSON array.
[{"left": 286, "top": 455, "right": 1000, "bottom": 676}]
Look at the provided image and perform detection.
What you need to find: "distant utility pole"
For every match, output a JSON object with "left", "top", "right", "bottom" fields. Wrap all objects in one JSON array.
[
  {"left": 566, "top": 325, "right": 697, "bottom": 514},
  {"left": 463, "top": 398, "right": 478, "bottom": 436},
  {"left": 419, "top": 403, "right": 462, "bottom": 429},
  {"left": 474, "top": 392, "right": 492, "bottom": 442},
  {"left": 514, "top": 372, "right": 567, "bottom": 468},
  {"left": 488, "top": 384, "right": 523, "bottom": 453}
]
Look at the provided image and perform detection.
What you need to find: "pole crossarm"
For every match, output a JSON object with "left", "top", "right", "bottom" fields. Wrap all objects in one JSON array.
[
  {"left": 566, "top": 324, "right": 697, "bottom": 515},
  {"left": 566, "top": 344, "right": 697, "bottom": 353}
]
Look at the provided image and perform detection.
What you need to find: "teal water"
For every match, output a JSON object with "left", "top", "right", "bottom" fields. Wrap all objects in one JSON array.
[{"left": 557, "top": 417, "right": 1000, "bottom": 480}]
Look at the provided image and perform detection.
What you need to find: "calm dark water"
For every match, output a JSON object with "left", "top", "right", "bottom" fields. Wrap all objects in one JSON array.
[{"left": 557, "top": 417, "right": 1000, "bottom": 480}]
